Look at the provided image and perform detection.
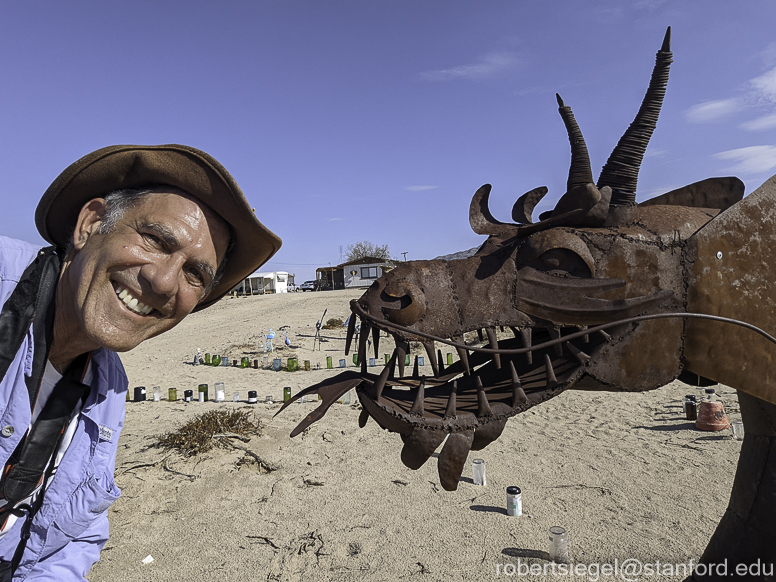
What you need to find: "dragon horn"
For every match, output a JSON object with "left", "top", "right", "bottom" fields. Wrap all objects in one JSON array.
[
  {"left": 597, "top": 26, "right": 673, "bottom": 205},
  {"left": 556, "top": 93, "right": 595, "bottom": 191}
]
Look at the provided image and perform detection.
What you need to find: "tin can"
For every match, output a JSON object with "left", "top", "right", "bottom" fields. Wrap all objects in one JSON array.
[
  {"left": 326, "top": 356, "right": 333, "bottom": 369},
  {"left": 248, "top": 390, "right": 257, "bottom": 404},
  {"left": 133, "top": 386, "right": 146, "bottom": 402},
  {"left": 184, "top": 389, "right": 193, "bottom": 402},
  {"left": 168, "top": 387, "right": 177, "bottom": 401},
  {"left": 283, "top": 387, "right": 291, "bottom": 402},
  {"left": 506, "top": 486, "right": 522, "bottom": 517}
]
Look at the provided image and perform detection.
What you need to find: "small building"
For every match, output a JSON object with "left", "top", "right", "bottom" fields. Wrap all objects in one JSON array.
[
  {"left": 234, "top": 271, "right": 295, "bottom": 294},
  {"left": 316, "top": 257, "right": 398, "bottom": 290}
]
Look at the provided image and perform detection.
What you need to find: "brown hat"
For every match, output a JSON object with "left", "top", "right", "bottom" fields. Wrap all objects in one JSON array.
[{"left": 35, "top": 144, "right": 282, "bottom": 311}]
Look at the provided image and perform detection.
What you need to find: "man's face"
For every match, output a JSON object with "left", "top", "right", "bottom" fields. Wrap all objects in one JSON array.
[{"left": 62, "top": 190, "right": 230, "bottom": 352}]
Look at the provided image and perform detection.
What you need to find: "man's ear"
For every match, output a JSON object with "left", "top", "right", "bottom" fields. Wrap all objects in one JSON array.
[{"left": 72, "top": 198, "right": 107, "bottom": 250}]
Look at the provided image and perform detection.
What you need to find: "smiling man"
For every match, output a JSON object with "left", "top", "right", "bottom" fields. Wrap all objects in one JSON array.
[{"left": 0, "top": 145, "right": 280, "bottom": 580}]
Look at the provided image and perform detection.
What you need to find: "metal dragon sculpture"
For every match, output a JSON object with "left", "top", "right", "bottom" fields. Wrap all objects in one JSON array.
[{"left": 278, "top": 28, "right": 776, "bottom": 574}]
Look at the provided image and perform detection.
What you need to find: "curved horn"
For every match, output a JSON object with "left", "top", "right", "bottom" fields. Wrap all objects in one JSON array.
[
  {"left": 512, "top": 186, "right": 548, "bottom": 224},
  {"left": 597, "top": 26, "right": 673, "bottom": 205},
  {"left": 556, "top": 93, "right": 595, "bottom": 191},
  {"left": 469, "top": 184, "right": 512, "bottom": 236}
]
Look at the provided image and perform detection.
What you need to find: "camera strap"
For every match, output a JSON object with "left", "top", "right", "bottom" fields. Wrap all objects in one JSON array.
[{"left": 0, "top": 247, "right": 91, "bottom": 572}]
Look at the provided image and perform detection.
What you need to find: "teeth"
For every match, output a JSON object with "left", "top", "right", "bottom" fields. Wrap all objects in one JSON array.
[
  {"left": 454, "top": 337, "right": 470, "bottom": 376},
  {"left": 395, "top": 340, "right": 409, "bottom": 378},
  {"left": 566, "top": 342, "right": 591, "bottom": 365},
  {"left": 372, "top": 326, "right": 380, "bottom": 359},
  {"left": 544, "top": 354, "right": 558, "bottom": 389},
  {"left": 548, "top": 328, "right": 564, "bottom": 357},
  {"left": 345, "top": 316, "right": 356, "bottom": 355},
  {"left": 444, "top": 380, "right": 458, "bottom": 418},
  {"left": 409, "top": 377, "right": 425, "bottom": 415},
  {"left": 114, "top": 285, "right": 153, "bottom": 315},
  {"left": 486, "top": 328, "right": 501, "bottom": 369},
  {"left": 437, "top": 349, "right": 445, "bottom": 375},
  {"left": 509, "top": 360, "right": 528, "bottom": 405},
  {"left": 519, "top": 328, "right": 533, "bottom": 365},
  {"left": 422, "top": 341, "right": 438, "bottom": 378},
  {"left": 475, "top": 375, "right": 491, "bottom": 417}
]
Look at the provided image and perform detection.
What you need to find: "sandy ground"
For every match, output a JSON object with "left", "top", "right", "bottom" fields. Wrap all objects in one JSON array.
[{"left": 86, "top": 289, "right": 744, "bottom": 582}]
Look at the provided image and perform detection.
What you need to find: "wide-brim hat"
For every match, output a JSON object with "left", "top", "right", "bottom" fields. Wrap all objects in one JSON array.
[{"left": 35, "top": 144, "right": 282, "bottom": 311}]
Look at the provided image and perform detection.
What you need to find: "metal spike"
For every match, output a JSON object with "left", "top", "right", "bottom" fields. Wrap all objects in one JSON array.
[
  {"left": 358, "top": 321, "right": 371, "bottom": 368},
  {"left": 544, "top": 354, "right": 558, "bottom": 389},
  {"left": 437, "top": 349, "right": 445, "bottom": 375},
  {"left": 476, "top": 376, "right": 491, "bottom": 417},
  {"left": 396, "top": 340, "right": 409, "bottom": 378},
  {"left": 509, "top": 360, "right": 528, "bottom": 406},
  {"left": 456, "top": 346, "right": 471, "bottom": 376},
  {"left": 477, "top": 329, "right": 484, "bottom": 342},
  {"left": 373, "top": 353, "right": 394, "bottom": 399},
  {"left": 509, "top": 326, "right": 520, "bottom": 338},
  {"left": 388, "top": 349, "right": 397, "bottom": 380},
  {"left": 598, "top": 330, "right": 613, "bottom": 342},
  {"left": 547, "top": 328, "right": 564, "bottom": 357},
  {"left": 581, "top": 325, "right": 589, "bottom": 343},
  {"left": 444, "top": 380, "right": 458, "bottom": 418},
  {"left": 486, "top": 328, "right": 501, "bottom": 369},
  {"left": 520, "top": 328, "right": 533, "bottom": 365},
  {"left": 423, "top": 341, "right": 439, "bottom": 377},
  {"left": 412, "top": 355, "right": 419, "bottom": 378},
  {"left": 372, "top": 325, "right": 380, "bottom": 359},
  {"left": 565, "top": 342, "right": 591, "bottom": 365},
  {"left": 409, "top": 377, "right": 426, "bottom": 415},
  {"left": 358, "top": 409, "right": 369, "bottom": 428},
  {"left": 345, "top": 315, "right": 356, "bottom": 355}
]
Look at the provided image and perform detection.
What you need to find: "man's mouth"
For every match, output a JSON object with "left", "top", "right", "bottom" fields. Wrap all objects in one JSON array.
[{"left": 113, "top": 283, "right": 155, "bottom": 316}]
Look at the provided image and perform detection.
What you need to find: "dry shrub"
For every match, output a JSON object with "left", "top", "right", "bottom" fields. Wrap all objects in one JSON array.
[
  {"left": 322, "top": 317, "right": 344, "bottom": 329},
  {"left": 157, "top": 409, "right": 259, "bottom": 456}
]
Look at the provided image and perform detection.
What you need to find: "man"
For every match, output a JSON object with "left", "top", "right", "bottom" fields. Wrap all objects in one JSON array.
[{"left": 0, "top": 145, "right": 281, "bottom": 580}]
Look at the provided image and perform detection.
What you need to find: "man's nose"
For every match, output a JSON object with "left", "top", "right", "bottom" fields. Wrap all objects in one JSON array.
[{"left": 142, "top": 255, "right": 184, "bottom": 297}]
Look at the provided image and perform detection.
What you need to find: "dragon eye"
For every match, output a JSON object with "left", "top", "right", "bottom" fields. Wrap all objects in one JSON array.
[{"left": 518, "top": 230, "right": 596, "bottom": 278}]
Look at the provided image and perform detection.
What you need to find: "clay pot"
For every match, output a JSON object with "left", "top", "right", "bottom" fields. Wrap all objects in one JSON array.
[{"left": 696, "top": 401, "right": 731, "bottom": 431}]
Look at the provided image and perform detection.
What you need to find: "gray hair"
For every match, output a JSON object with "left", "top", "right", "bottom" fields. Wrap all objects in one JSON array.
[{"left": 96, "top": 187, "right": 232, "bottom": 294}]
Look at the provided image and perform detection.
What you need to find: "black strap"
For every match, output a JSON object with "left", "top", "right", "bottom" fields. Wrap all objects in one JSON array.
[
  {"left": 1, "top": 354, "right": 89, "bottom": 504},
  {"left": 0, "top": 248, "right": 59, "bottom": 394}
]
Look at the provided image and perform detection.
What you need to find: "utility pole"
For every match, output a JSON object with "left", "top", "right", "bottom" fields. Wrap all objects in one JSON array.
[{"left": 401, "top": 252, "right": 408, "bottom": 262}]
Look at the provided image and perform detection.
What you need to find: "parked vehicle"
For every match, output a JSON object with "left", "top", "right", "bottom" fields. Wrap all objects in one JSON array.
[{"left": 298, "top": 280, "right": 316, "bottom": 292}]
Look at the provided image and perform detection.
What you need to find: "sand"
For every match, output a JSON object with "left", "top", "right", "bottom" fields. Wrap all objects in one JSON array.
[{"left": 86, "top": 289, "right": 743, "bottom": 582}]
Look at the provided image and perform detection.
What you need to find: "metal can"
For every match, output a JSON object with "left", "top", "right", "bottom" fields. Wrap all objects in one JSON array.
[
  {"left": 283, "top": 387, "right": 292, "bottom": 402},
  {"left": 184, "top": 389, "right": 193, "bottom": 402},
  {"left": 248, "top": 390, "right": 258, "bottom": 404},
  {"left": 506, "top": 486, "right": 522, "bottom": 517},
  {"left": 133, "top": 386, "right": 146, "bottom": 402}
]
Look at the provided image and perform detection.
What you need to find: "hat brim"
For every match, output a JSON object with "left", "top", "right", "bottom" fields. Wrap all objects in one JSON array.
[{"left": 35, "top": 144, "right": 281, "bottom": 311}]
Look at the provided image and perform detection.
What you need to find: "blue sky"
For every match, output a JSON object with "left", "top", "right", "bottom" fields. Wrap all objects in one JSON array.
[{"left": 1, "top": 1, "right": 775, "bottom": 283}]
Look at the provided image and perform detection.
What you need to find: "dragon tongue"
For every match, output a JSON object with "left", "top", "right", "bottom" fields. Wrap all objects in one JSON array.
[
  {"left": 400, "top": 426, "right": 446, "bottom": 470},
  {"left": 437, "top": 431, "right": 474, "bottom": 491}
]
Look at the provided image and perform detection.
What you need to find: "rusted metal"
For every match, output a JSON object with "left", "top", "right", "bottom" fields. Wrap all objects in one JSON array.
[{"left": 276, "top": 27, "right": 776, "bottom": 570}]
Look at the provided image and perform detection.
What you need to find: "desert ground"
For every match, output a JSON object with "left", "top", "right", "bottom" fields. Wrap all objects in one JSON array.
[{"left": 86, "top": 288, "right": 744, "bottom": 582}]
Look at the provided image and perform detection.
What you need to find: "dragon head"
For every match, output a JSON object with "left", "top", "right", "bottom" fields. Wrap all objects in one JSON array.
[{"left": 278, "top": 28, "right": 744, "bottom": 490}]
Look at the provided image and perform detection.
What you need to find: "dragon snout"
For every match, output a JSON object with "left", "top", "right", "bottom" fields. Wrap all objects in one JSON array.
[{"left": 379, "top": 280, "right": 426, "bottom": 326}]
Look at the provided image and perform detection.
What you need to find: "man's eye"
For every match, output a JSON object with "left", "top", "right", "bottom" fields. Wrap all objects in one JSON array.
[
  {"left": 186, "top": 267, "right": 205, "bottom": 286},
  {"left": 143, "top": 233, "right": 163, "bottom": 247}
]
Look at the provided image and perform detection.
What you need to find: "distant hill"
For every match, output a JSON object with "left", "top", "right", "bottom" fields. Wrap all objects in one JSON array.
[{"left": 433, "top": 246, "right": 479, "bottom": 261}]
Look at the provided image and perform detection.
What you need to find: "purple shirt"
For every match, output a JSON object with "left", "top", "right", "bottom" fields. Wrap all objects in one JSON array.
[{"left": 0, "top": 236, "right": 127, "bottom": 580}]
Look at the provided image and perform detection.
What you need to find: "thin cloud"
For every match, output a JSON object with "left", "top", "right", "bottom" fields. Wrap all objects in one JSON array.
[
  {"left": 404, "top": 185, "right": 439, "bottom": 192},
  {"left": 685, "top": 98, "right": 742, "bottom": 123},
  {"left": 645, "top": 148, "right": 668, "bottom": 158},
  {"left": 739, "top": 113, "right": 776, "bottom": 132},
  {"left": 750, "top": 66, "right": 776, "bottom": 103},
  {"left": 713, "top": 145, "right": 776, "bottom": 174},
  {"left": 420, "top": 52, "right": 518, "bottom": 82},
  {"left": 326, "top": 217, "right": 344, "bottom": 222}
]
